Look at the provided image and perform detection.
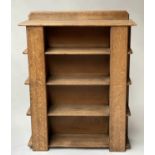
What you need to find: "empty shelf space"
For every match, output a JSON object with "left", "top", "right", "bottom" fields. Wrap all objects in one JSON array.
[
  {"left": 23, "top": 48, "right": 133, "bottom": 55},
  {"left": 27, "top": 104, "right": 131, "bottom": 116},
  {"left": 45, "top": 47, "right": 110, "bottom": 55}
]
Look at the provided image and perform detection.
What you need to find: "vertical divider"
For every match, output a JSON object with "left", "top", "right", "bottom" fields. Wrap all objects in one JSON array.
[
  {"left": 109, "top": 26, "right": 128, "bottom": 151},
  {"left": 27, "top": 26, "right": 48, "bottom": 151}
]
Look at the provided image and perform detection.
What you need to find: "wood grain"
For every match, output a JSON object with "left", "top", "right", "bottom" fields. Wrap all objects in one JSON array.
[
  {"left": 29, "top": 11, "right": 129, "bottom": 20},
  {"left": 26, "top": 105, "right": 131, "bottom": 116},
  {"left": 48, "top": 117, "right": 109, "bottom": 134},
  {"left": 25, "top": 76, "right": 132, "bottom": 86},
  {"left": 49, "top": 134, "right": 109, "bottom": 148},
  {"left": 20, "top": 11, "right": 135, "bottom": 151},
  {"left": 28, "top": 134, "right": 131, "bottom": 149},
  {"left": 45, "top": 47, "right": 110, "bottom": 55},
  {"left": 27, "top": 27, "right": 48, "bottom": 151},
  {"left": 109, "top": 27, "right": 128, "bottom": 151},
  {"left": 45, "top": 27, "right": 110, "bottom": 48},
  {"left": 19, "top": 19, "right": 136, "bottom": 26},
  {"left": 46, "top": 75, "right": 110, "bottom": 86}
]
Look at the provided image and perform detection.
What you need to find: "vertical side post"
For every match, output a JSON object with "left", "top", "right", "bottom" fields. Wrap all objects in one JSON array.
[
  {"left": 27, "top": 26, "right": 48, "bottom": 151},
  {"left": 109, "top": 26, "right": 128, "bottom": 151}
]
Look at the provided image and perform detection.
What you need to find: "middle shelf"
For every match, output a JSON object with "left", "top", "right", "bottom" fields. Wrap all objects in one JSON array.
[
  {"left": 25, "top": 75, "right": 131, "bottom": 86},
  {"left": 26, "top": 104, "right": 131, "bottom": 117}
]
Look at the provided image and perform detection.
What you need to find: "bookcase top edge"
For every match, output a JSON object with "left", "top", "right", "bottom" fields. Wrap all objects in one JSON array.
[
  {"left": 28, "top": 10, "right": 129, "bottom": 20},
  {"left": 19, "top": 19, "right": 136, "bottom": 27}
]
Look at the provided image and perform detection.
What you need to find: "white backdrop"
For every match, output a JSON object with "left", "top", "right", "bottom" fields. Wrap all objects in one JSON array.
[{"left": 12, "top": 0, "right": 144, "bottom": 155}]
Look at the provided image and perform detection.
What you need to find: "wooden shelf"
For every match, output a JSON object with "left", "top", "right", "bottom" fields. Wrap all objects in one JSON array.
[
  {"left": 46, "top": 75, "right": 110, "bottom": 86},
  {"left": 27, "top": 104, "right": 131, "bottom": 116},
  {"left": 28, "top": 134, "right": 130, "bottom": 149},
  {"left": 25, "top": 76, "right": 132, "bottom": 86},
  {"left": 45, "top": 47, "right": 110, "bottom": 55},
  {"left": 27, "top": 104, "right": 109, "bottom": 116},
  {"left": 50, "top": 104, "right": 109, "bottom": 116},
  {"left": 50, "top": 134, "right": 109, "bottom": 148},
  {"left": 19, "top": 19, "right": 136, "bottom": 27},
  {"left": 23, "top": 48, "right": 133, "bottom": 55}
]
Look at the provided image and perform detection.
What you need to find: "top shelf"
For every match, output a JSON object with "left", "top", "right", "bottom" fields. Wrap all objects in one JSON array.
[
  {"left": 19, "top": 11, "right": 136, "bottom": 26},
  {"left": 19, "top": 19, "right": 136, "bottom": 27}
]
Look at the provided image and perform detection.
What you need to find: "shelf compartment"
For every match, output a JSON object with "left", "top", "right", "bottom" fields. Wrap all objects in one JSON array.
[
  {"left": 46, "top": 55, "right": 110, "bottom": 76},
  {"left": 28, "top": 134, "right": 130, "bottom": 149},
  {"left": 26, "top": 104, "right": 131, "bottom": 116},
  {"left": 47, "top": 86, "right": 109, "bottom": 105}
]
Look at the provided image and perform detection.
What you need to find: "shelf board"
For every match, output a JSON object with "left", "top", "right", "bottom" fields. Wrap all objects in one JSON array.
[
  {"left": 46, "top": 75, "right": 110, "bottom": 86},
  {"left": 45, "top": 47, "right": 110, "bottom": 55},
  {"left": 50, "top": 134, "right": 109, "bottom": 148},
  {"left": 23, "top": 48, "right": 133, "bottom": 55},
  {"left": 27, "top": 104, "right": 109, "bottom": 117},
  {"left": 49, "top": 104, "right": 109, "bottom": 116},
  {"left": 19, "top": 19, "right": 136, "bottom": 27},
  {"left": 46, "top": 76, "right": 132, "bottom": 86},
  {"left": 28, "top": 134, "right": 130, "bottom": 149},
  {"left": 25, "top": 76, "right": 132, "bottom": 86},
  {"left": 27, "top": 104, "right": 131, "bottom": 116}
]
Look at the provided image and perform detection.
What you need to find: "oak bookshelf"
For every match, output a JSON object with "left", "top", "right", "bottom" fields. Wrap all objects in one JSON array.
[{"left": 19, "top": 11, "right": 136, "bottom": 152}]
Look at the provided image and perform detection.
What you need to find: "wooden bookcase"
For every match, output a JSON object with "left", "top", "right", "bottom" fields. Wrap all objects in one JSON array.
[{"left": 19, "top": 11, "right": 136, "bottom": 152}]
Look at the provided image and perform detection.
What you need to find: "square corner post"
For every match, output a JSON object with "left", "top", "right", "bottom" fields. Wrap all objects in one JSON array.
[
  {"left": 26, "top": 26, "right": 48, "bottom": 151},
  {"left": 109, "top": 26, "right": 129, "bottom": 151}
]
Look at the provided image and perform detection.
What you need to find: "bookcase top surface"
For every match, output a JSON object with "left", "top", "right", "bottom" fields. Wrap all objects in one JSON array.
[{"left": 19, "top": 11, "right": 136, "bottom": 26}]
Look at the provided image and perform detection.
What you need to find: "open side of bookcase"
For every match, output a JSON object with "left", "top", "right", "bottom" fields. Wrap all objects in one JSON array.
[{"left": 19, "top": 11, "right": 136, "bottom": 152}]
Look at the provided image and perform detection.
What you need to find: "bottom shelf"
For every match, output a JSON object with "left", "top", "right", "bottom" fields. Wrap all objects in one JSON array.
[{"left": 28, "top": 134, "right": 130, "bottom": 149}]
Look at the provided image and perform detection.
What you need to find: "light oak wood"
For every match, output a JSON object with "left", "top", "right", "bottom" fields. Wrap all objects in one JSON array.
[
  {"left": 47, "top": 86, "right": 109, "bottom": 105},
  {"left": 23, "top": 48, "right": 132, "bottom": 55},
  {"left": 46, "top": 47, "right": 110, "bottom": 55},
  {"left": 20, "top": 11, "right": 135, "bottom": 151},
  {"left": 46, "top": 55, "right": 110, "bottom": 76},
  {"left": 109, "top": 27, "right": 128, "bottom": 151},
  {"left": 27, "top": 27, "right": 48, "bottom": 151},
  {"left": 29, "top": 11, "right": 129, "bottom": 20},
  {"left": 19, "top": 19, "right": 136, "bottom": 26},
  {"left": 47, "top": 75, "right": 110, "bottom": 86},
  {"left": 49, "top": 116, "right": 109, "bottom": 134},
  {"left": 25, "top": 76, "right": 132, "bottom": 86},
  {"left": 27, "top": 105, "right": 131, "bottom": 116},
  {"left": 28, "top": 134, "right": 131, "bottom": 148},
  {"left": 49, "top": 134, "right": 109, "bottom": 148},
  {"left": 48, "top": 104, "right": 109, "bottom": 116}
]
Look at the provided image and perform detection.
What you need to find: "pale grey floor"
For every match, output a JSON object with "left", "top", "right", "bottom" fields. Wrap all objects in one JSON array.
[{"left": 12, "top": 0, "right": 144, "bottom": 154}]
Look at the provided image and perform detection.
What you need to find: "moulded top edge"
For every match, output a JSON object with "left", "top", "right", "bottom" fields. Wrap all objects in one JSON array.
[{"left": 19, "top": 19, "right": 136, "bottom": 27}]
